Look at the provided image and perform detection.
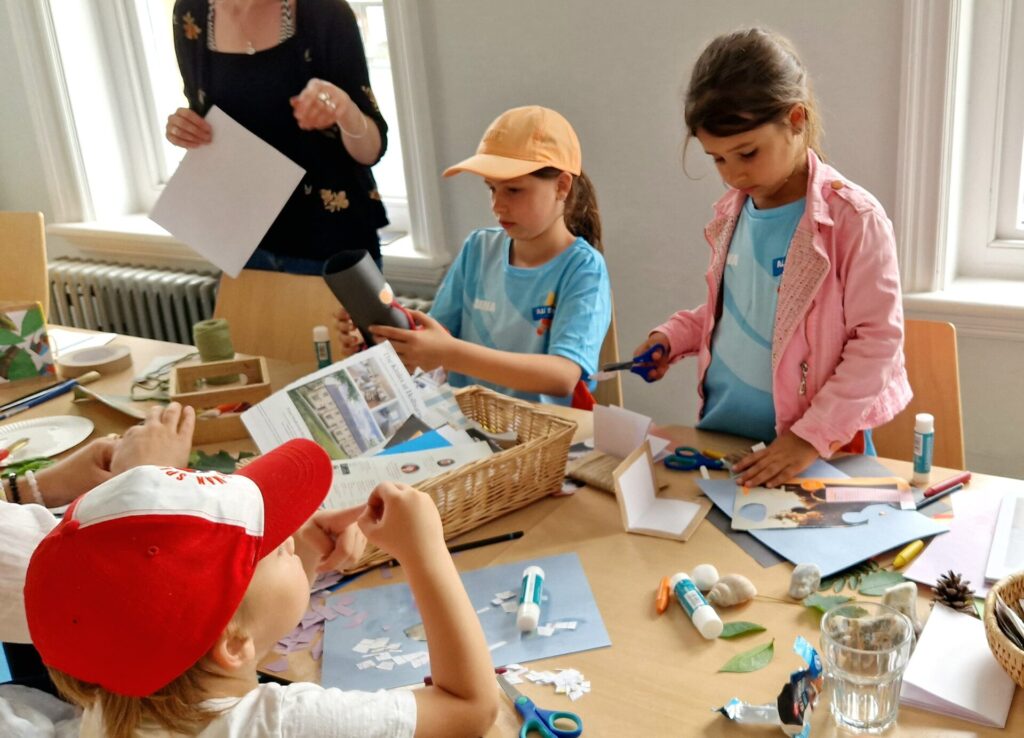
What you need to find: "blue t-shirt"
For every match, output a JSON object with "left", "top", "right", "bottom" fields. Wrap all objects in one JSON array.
[
  {"left": 698, "top": 197, "right": 805, "bottom": 441},
  {"left": 429, "top": 227, "right": 611, "bottom": 405}
]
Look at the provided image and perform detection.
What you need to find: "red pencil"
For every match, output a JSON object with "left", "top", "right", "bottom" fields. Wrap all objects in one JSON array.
[{"left": 923, "top": 471, "right": 971, "bottom": 497}]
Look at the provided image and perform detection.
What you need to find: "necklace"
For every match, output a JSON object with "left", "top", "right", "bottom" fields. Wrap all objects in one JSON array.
[{"left": 208, "top": 0, "right": 293, "bottom": 55}]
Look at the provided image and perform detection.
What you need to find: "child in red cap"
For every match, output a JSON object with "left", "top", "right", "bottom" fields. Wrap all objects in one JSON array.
[{"left": 25, "top": 438, "right": 497, "bottom": 737}]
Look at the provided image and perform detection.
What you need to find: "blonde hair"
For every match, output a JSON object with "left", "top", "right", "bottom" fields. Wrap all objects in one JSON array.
[{"left": 49, "top": 608, "right": 252, "bottom": 737}]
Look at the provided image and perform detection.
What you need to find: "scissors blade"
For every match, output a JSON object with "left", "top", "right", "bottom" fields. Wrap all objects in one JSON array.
[
  {"left": 497, "top": 674, "right": 525, "bottom": 702},
  {"left": 598, "top": 358, "right": 635, "bottom": 373}
]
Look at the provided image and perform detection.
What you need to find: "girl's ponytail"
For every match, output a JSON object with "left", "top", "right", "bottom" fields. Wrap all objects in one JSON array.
[{"left": 532, "top": 167, "right": 604, "bottom": 253}]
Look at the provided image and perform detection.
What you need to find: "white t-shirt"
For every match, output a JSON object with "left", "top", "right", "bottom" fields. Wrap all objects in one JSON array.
[
  {"left": 0, "top": 501, "right": 58, "bottom": 643},
  {"left": 79, "top": 682, "right": 416, "bottom": 738}
]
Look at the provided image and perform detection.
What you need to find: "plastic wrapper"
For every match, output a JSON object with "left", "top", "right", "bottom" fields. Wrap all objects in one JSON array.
[{"left": 715, "top": 636, "right": 824, "bottom": 738}]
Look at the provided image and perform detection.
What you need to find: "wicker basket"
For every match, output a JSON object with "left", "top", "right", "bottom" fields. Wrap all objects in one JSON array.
[{"left": 984, "top": 571, "right": 1024, "bottom": 687}]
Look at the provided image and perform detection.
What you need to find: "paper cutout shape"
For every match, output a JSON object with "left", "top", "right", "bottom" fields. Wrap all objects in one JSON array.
[
  {"left": 732, "top": 477, "right": 913, "bottom": 530},
  {"left": 613, "top": 441, "right": 704, "bottom": 541},
  {"left": 0, "top": 302, "right": 55, "bottom": 384}
]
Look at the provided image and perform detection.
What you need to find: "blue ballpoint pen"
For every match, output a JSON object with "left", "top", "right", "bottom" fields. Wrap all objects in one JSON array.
[{"left": 0, "top": 378, "right": 81, "bottom": 421}]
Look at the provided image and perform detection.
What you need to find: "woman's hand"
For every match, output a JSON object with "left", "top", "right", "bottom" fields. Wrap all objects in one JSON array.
[
  {"left": 166, "top": 107, "right": 212, "bottom": 148},
  {"left": 369, "top": 310, "right": 454, "bottom": 373},
  {"left": 290, "top": 78, "right": 355, "bottom": 132},
  {"left": 731, "top": 430, "right": 818, "bottom": 488},
  {"left": 332, "top": 306, "right": 365, "bottom": 357},
  {"left": 630, "top": 332, "right": 671, "bottom": 382}
]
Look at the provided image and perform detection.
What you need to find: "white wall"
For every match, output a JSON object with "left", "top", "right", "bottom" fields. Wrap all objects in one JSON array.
[{"left": 1, "top": 0, "right": 1022, "bottom": 478}]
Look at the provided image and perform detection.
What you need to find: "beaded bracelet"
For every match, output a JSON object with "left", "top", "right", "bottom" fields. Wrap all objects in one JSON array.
[
  {"left": 0, "top": 474, "right": 8, "bottom": 503},
  {"left": 7, "top": 472, "right": 20, "bottom": 504},
  {"left": 24, "top": 470, "right": 44, "bottom": 506}
]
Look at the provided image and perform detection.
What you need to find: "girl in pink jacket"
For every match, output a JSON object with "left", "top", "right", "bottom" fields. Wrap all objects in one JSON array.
[{"left": 634, "top": 28, "right": 911, "bottom": 488}]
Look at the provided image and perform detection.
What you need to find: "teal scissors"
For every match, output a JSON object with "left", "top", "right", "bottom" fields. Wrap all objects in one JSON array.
[
  {"left": 498, "top": 675, "right": 583, "bottom": 738},
  {"left": 663, "top": 446, "right": 727, "bottom": 472}
]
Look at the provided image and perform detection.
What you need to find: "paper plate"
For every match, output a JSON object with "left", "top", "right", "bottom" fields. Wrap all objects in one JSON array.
[{"left": 0, "top": 416, "right": 95, "bottom": 466}]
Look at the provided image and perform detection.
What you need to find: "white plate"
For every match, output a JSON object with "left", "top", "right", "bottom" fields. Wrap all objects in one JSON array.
[{"left": 0, "top": 416, "right": 95, "bottom": 465}]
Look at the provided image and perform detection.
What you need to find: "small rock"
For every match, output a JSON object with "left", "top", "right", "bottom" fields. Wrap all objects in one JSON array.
[
  {"left": 881, "top": 581, "right": 922, "bottom": 636},
  {"left": 691, "top": 564, "right": 720, "bottom": 592},
  {"left": 789, "top": 563, "right": 821, "bottom": 599}
]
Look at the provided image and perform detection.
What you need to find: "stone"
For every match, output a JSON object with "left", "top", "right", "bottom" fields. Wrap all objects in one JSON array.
[
  {"left": 881, "top": 581, "right": 923, "bottom": 636},
  {"left": 789, "top": 563, "right": 822, "bottom": 599}
]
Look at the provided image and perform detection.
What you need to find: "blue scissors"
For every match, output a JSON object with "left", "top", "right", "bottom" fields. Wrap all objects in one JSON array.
[
  {"left": 498, "top": 674, "right": 583, "bottom": 738},
  {"left": 663, "top": 446, "right": 728, "bottom": 472},
  {"left": 597, "top": 343, "right": 667, "bottom": 384}
]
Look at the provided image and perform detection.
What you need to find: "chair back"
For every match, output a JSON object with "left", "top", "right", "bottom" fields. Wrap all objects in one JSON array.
[
  {"left": 213, "top": 269, "right": 343, "bottom": 365},
  {"left": 592, "top": 293, "right": 622, "bottom": 407},
  {"left": 1, "top": 212, "right": 48, "bottom": 317},
  {"left": 871, "top": 319, "right": 965, "bottom": 469}
]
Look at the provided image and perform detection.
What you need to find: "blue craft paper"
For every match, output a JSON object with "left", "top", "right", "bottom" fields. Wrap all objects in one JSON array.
[
  {"left": 0, "top": 645, "right": 11, "bottom": 684},
  {"left": 698, "top": 458, "right": 948, "bottom": 577},
  {"left": 378, "top": 429, "right": 451, "bottom": 456},
  {"left": 322, "top": 552, "right": 610, "bottom": 691}
]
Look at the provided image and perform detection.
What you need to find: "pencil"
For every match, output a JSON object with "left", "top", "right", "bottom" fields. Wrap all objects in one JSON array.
[{"left": 385, "top": 530, "right": 525, "bottom": 568}]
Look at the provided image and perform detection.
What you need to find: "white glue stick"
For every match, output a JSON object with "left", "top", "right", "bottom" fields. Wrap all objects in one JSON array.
[
  {"left": 313, "top": 325, "right": 332, "bottom": 369},
  {"left": 516, "top": 565, "right": 545, "bottom": 632},
  {"left": 670, "top": 572, "right": 722, "bottom": 639}
]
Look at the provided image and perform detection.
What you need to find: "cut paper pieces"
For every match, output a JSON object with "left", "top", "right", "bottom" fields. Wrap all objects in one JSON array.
[
  {"left": 322, "top": 553, "right": 610, "bottom": 692},
  {"left": 613, "top": 441, "right": 707, "bottom": 541},
  {"left": 904, "top": 490, "right": 1002, "bottom": 596},
  {"left": 699, "top": 459, "right": 948, "bottom": 577},
  {"left": 732, "top": 477, "right": 914, "bottom": 530}
]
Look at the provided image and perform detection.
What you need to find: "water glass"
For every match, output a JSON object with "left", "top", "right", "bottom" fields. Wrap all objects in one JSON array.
[{"left": 819, "top": 601, "right": 914, "bottom": 734}]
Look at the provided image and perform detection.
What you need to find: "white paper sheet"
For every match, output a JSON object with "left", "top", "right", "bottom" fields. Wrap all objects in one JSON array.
[
  {"left": 614, "top": 442, "right": 701, "bottom": 539},
  {"left": 900, "top": 604, "right": 1016, "bottom": 727},
  {"left": 149, "top": 106, "right": 305, "bottom": 277}
]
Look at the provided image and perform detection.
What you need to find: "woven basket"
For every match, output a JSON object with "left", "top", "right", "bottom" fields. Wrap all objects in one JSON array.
[{"left": 984, "top": 571, "right": 1024, "bottom": 687}]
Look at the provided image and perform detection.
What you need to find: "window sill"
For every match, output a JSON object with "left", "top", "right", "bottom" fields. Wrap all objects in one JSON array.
[
  {"left": 904, "top": 278, "right": 1024, "bottom": 340},
  {"left": 48, "top": 215, "right": 449, "bottom": 295}
]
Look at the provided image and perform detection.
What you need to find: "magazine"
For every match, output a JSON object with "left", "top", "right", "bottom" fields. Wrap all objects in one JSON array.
[{"left": 241, "top": 342, "right": 427, "bottom": 459}]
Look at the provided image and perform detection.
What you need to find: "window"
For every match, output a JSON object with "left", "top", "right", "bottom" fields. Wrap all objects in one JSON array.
[
  {"left": 897, "top": 0, "right": 1024, "bottom": 297},
  {"left": 8, "top": 0, "right": 448, "bottom": 287}
]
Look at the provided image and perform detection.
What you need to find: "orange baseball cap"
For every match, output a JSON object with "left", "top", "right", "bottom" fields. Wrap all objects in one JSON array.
[{"left": 443, "top": 106, "right": 582, "bottom": 180}]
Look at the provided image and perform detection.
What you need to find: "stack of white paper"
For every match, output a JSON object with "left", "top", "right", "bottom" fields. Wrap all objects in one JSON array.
[{"left": 900, "top": 604, "right": 1016, "bottom": 727}]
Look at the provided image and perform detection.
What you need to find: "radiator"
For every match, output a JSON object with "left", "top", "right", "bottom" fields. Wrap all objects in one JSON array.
[{"left": 48, "top": 258, "right": 219, "bottom": 344}]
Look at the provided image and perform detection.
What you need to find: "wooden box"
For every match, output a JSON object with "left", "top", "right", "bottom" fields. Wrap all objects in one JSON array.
[{"left": 169, "top": 357, "right": 271, "bottom": 444}]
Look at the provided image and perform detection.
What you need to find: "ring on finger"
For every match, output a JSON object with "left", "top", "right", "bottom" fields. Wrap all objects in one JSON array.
[{"left": 317, "top": 91, "right": 336, "bottom": 111}]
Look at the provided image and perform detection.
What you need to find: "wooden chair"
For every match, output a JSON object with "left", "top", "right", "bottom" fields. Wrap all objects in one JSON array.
[
  {"left": 871, "top": 319, "right": 965, "bottom": 469},
  {"left": 592, "top": 295, "right": 623, "bottom": 407},
  {"left": 0, "top": 212, "right": 49, "bottom": 317},
  {"left": 213, "top": 269, "right": 344, "bottom": 365}
]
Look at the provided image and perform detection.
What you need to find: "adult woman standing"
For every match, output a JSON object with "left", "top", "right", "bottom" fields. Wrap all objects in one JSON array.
[{"left": 167, "top": 0, "right": 388, "bottom": 274}]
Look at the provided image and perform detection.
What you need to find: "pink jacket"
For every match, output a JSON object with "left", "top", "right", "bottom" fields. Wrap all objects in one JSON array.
[{"left": 655, "top": 150, "right": 912, "bottom": 457}]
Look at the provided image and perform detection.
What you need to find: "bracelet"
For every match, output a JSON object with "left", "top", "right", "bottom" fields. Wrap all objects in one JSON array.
[
  {"left": 24, "top": 470, "right": 44, "bottom": 506},
  {"left": 339, "top": 108, "right": 369, "bottom": 139},
  {"left": 7, "top": 472, "right": 20, "bottom": 505},
  {"left": 0, "top": 475, "right": 8, "bottom": 503}
]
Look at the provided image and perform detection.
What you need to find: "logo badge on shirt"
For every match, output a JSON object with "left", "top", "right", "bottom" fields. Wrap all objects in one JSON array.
[
  {"left": 473, "top": 298, "right": 496, "bottom": 312},
  {"left": 772, "top": 256, "right": 786, "bottom": 277},
  {"left": 533, "top": 292, "right": 557, "bottom": 336}
]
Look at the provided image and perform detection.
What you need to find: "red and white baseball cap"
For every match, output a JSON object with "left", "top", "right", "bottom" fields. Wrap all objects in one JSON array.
[{"left": 25, "top": 438, "right": 332, "bottom": 697}]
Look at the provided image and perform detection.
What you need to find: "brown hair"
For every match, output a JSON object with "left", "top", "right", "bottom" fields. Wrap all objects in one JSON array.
[
  {"left": 531, "top": 167, "right": 603, "bottom": 253},
  {"left": 683, "top": 28, "right": 824, "bottom": 158}
]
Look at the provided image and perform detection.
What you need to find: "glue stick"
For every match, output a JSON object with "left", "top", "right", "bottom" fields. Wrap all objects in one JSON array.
[
  {"left": 912, "top": 413, "right": 934, "bottom": 486},
  {"left": 516, "top": 566, "right": 544, "bottom": 632},
  {"left": 670, "top": 572, "right": 722, "bottom": 639},
  {"left": 313, "top": 325, "right": 332, "bottom": 369}
]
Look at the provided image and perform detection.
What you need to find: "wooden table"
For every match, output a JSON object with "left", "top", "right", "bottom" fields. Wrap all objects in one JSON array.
[{"left": 6, "top": 331, "right": 1021, "bottom": 735}]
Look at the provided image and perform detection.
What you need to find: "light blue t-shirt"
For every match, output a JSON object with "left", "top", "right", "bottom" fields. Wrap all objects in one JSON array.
[
  {"left": 429, "top": 227, "right": 611, "bottom": 405},
  {"left": 698, "top": 197, "right": 806, "bottom": 441}
]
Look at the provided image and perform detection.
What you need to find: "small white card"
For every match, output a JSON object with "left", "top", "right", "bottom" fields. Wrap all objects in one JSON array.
[
  {"left": 149, "top": 106, "right": 306, "bottom": 277},
  {"left": 613, "top": 442, "right": 701, "bottom": 541}
]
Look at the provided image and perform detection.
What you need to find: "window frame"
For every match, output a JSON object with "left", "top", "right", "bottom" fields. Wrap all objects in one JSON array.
[
  {"left": 896, "top": 0, "right": 1024, "bottom": 339},
  {"left": 7, "top": 0, "right": 450, "bottom": 290}
]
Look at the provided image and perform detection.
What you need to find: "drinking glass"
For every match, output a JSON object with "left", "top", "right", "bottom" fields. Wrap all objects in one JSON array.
[{"left": 819, "top": 601, "right": 914, "bottom": 734}]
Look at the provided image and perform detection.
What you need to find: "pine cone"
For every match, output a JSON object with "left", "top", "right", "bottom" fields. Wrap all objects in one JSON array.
[{"left": 932, "top": 570, "right": 980, "bottom": 618}]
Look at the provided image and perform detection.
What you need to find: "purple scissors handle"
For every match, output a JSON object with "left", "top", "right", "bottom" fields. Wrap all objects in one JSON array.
[{"left": 629, "top": 343, "right": 668, "bottom": 383}]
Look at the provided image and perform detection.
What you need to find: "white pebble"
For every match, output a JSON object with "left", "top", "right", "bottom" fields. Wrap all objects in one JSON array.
[{"left": 691, "top": 564, "right": 720, "bottom": 592}]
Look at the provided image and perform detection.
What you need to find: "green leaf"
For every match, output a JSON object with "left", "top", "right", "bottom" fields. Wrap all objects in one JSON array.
[
  {"left": 0, "top": 313, "right": 16, "bottom": 332},
  {"left": 803, "top": 593, "right": 853, "bottom": 613},
  {"left": 718, "top": 639, "right": 775, "bottom": 673},
  {"left": 858, "top": 570, "right": 907, "bottom": 596},
  {"left": 6, "top": 349, "right": 38, "bottom": 380},
  {"left": 19, "top": 306, "right": 43, "bottom": 337},
  {"left": 189, "top": 449, "right": 256, "bottom": 474},
  {"left": 833, "top": 578, "right": 845, "bottom": 593},
  {"left": 0, "top": 329, "right": 22, "bottom": 346},
  {"left": 719, "top": 622, "right": 767, "bottom": 639}
]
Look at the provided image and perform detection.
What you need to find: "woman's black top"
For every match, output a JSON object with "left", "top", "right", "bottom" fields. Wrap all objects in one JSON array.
[{"left": 173, "top": 0, "right": 389, "bottom": 262}]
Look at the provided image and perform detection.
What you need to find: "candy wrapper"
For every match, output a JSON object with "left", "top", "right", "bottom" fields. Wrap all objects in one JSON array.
[{"left": 715, "top": 636, "right": 823, "bottom": 738}]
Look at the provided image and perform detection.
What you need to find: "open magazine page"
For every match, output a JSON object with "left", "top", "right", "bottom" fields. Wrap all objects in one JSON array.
[
  {"left": 325, "top": 442, "right": 493, "bottom": 510},
  {"left": 241, "top": 342, "right": 426, "bottom": 457}
]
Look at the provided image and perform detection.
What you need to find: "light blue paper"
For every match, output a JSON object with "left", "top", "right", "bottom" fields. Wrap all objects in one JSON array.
[
  {"left": 0, "top": 645, "right": 11, "bottom": 684},
  {"left": 698, "top": 458, "right": 948, "bottom": 577},
  {"left": 322, "top": 553, "right": 610, "bottom": 691}
]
